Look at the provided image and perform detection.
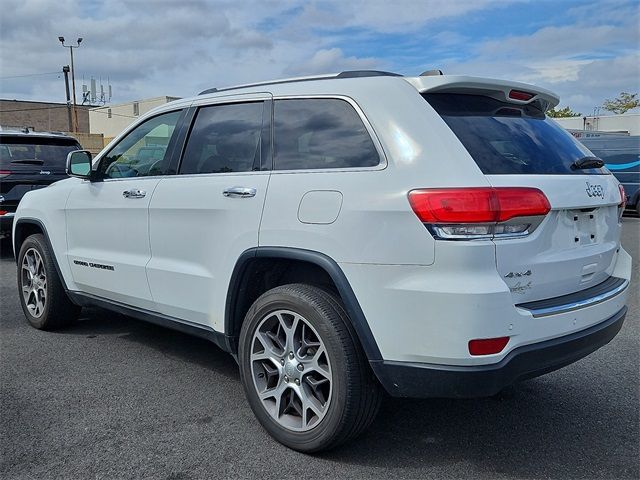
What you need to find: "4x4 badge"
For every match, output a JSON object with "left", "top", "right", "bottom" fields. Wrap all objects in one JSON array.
[
  {"left": 504, "top": 270, "right": 531, "bottom": 278},
  {"left": 585, "top": 181, "right": 605, "bottom": 199}
]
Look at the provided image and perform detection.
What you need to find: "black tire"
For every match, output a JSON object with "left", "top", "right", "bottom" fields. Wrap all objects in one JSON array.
[
  {"left": 17, "top": 234, "right": 80, "bottom": 330},
  {"left": 238, "top": 283, "right": 382, "bottom": 452}
]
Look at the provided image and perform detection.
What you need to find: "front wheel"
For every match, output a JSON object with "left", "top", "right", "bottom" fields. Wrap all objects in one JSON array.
[
  {"left": 238, "top": 283, "right": 382, "bottom": 452},
  {"left": 17, "top": 234, "right": 80, "bottom": 330}
]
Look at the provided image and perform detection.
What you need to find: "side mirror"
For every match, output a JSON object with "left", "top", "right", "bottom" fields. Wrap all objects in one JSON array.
[{"left": 66, "top": 150, "right": 93, "bottom": 179}]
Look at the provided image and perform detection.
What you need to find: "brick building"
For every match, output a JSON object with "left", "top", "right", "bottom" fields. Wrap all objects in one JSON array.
[
  {"left": 0, "top": 99, "right": 93, "bottom": 133},
  {"left": 0, "top": 100, "right": 104, "bottom": 154}
]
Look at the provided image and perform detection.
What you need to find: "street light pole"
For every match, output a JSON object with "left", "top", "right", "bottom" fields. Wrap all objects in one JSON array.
[
  {"left": 62, "top": 65, "right": 72, "bottom": 131},
  {"left": 58, "top": 36, "right": 83, "bottom": 132}
]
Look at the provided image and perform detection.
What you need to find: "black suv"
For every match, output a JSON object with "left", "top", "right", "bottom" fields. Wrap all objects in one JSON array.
[{"left": 0, "top": 129, "right": 82, "bottom": 238}]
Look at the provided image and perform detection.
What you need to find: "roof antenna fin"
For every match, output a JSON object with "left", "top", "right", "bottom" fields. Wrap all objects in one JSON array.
[{"left": 420, "top": 69, "right": 443, "bottom": 76}]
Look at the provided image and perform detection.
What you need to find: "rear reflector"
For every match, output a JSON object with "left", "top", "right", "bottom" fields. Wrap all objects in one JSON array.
[
  {"left": 0, "top": 211, "right": 6, "bottom": 215},
  {"left": 508, "top": 89, "right": 534, "bottom": 101},
  {"left": 469, "top": 337, "right": 509, "bottom": 356},
  {"left": 408, "top": 187, "right": 550, "bottom": 224},
  {"left": 0, "top": 170, "right": 11, "bottom": 178}
]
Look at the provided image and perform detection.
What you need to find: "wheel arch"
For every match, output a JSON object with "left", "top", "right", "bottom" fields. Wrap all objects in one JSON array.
[
  {"left": 225, "top": 247, "right": 383, "bottom": 362},
  {"left": 13, "top": 218, "right": 70, "bottom": 291}
]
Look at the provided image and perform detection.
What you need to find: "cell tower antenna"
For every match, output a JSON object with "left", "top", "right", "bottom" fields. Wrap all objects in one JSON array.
[{"left": 90, "top": 77, "right": 97, "bottom": 104}]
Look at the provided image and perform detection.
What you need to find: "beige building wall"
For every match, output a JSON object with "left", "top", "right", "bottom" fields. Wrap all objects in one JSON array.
[
  {"left": 555, "top": 113, "right": 640, "bottom": 136},
  {"left": 90, "top": 96, "right": 181, "bottom": 145},
  {"left": 68, "top": 132, "right": 105, "bottom": 156}
]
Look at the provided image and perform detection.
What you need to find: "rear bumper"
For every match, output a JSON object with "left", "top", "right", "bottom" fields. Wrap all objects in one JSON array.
[{"left": 372, "top": 306, "right": 626, "bottom": 398}]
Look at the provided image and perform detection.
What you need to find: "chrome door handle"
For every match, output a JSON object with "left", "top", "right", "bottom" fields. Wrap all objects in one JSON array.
[
  {"left": 122, "top": 189, "right": 146, "bottom": 199},
  {"left": 223, "top": 187, "right": 256, "bottom": 198}
]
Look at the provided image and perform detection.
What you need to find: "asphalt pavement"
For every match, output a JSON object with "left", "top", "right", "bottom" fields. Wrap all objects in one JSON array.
[{"left": 1, "top": 218, "right": 638, "bottom": 479}]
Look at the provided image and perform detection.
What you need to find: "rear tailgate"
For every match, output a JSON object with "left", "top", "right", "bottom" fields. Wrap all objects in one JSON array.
[
  {"left": 488, "top": 174, "right": 622, "bottom": 303},
  {"left": 0, "top": 135, "right": 80, "bottom": 207},
  {"left": 420, "top": 84, "right": 624, "bottom": 304}
]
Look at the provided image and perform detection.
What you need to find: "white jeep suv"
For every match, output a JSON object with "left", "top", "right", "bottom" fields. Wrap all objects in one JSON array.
[{"left": 13, "top": 70, "right": 631, "bottom": 452}]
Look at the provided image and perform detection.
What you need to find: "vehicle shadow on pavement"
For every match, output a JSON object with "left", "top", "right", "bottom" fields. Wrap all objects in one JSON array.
[
  {"left": 319, "top": 376, "right": 635, "bottom": 478},
  {"left": 63, "top": 303, "right": 637, "bottom": 479},
  {"left": 67, "top": 307, "right": 240, "bottom": 381}
]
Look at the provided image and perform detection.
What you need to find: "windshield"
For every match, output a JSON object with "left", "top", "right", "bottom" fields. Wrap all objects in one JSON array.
[
  {"left": 0, "top": 136, "right": 81, "bottom": 169},
  {"left": 424, "top": 93, "right": 608, "bottom": 175}
]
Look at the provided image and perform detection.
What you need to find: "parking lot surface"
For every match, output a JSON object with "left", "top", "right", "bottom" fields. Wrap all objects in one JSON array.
[{"left": 1, "top": 218, "right": 638, "bottom": 479}]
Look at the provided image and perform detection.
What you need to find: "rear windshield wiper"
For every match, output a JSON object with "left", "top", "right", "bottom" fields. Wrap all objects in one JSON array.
[{"left": 571, "top": 156, "right": 604, "bottom": 170}]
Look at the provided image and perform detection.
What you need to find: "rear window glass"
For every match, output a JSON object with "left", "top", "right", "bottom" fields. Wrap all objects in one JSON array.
[
  {"left": 424, "top": 93, "right": 607, "bottom": 175},
  {"left": 274, "top": 98, "right": 380, "bottom": 170},
  {"left": 0, "top": 136, "right": 81, "bottom": 169}
]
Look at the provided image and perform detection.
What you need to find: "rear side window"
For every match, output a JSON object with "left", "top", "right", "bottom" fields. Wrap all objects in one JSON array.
[
  {"left": 180, "top": 102, "right": 264, "bottom": 174},
  {"left": 0, "top": 136, "right": 81, "bottom": 169},
  {"left": 424, "top": 93, "right": 607, "bottom": 175},
  {"left": 274, "top": 98, "right": 380, "bottom": 170}
]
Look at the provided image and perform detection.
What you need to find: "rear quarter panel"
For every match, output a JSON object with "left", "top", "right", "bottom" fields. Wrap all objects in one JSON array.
[{"left": 259, "top": 78, "right": 491, "bottom": 265}]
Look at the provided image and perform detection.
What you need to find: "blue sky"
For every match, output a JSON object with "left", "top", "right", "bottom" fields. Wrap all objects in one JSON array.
[{"left": 1, "top": 0, "right": 638, "bottom": 115}]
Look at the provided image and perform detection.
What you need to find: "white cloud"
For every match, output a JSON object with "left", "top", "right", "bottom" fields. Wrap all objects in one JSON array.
[
  {"left": 0, "top": 0, "right": 637, "bottom": 118},
  {"left": 286, "top": 48, "right": 378, "bottom": 76},
  {"left": 296, "top": 0, "right": 510, "bottom": 34}
]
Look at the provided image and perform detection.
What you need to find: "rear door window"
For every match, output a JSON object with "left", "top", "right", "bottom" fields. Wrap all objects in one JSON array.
[
  {"left": 424, "top": 93, "right": 608, "bottom": 175},
  {"left": 273, "top": 98, "right": 380, "bottom": 170},
  {"left": 179, "top": 102, "right": 264, "bottom": 174},
  {"left": 0, "top": 136, "right": 81, "bottom": 170}
]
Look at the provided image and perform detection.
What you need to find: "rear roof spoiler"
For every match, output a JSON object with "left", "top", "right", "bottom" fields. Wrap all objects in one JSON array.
[{"left": 404, "top": 75, "right": 560, "bottom": 112}]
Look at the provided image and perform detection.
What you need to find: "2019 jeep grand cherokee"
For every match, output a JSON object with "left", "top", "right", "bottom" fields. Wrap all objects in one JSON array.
[
  {"left": 13, "top": 71, "right": 631, "bottom": 452},
  {"left": 0, "top": 129, "right": 81, "bottom": 238}
]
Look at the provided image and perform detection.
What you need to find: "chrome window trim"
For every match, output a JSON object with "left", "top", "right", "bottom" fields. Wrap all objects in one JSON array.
[{"left": 519, "top": 279, "right": 629, "bottom": 318}]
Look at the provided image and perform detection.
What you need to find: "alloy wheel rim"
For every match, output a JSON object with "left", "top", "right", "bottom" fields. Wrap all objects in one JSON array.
[
  {"left": 21, "top": 248, "right": 47, "bottom": 318},
  {"left": 250, "top": 309, "right": 332, "bottom": 432}
]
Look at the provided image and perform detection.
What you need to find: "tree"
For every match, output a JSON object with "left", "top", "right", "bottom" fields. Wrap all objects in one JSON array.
[
  {"left": 602, "top": 92, "right": 640, "bottom": 115},
  {"left": 547, "top": 106, "right": 582, "bottom": 118}
]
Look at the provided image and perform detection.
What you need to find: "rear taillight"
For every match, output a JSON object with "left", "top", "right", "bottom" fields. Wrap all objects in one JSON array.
[
  {"left": 0, "top": 170, "right": 11, "bottom": 179},
  {"left": 0, "top": 211, "right": 7, "bottom": 216},
  {"left": 408, "top": 187, "right": 550, "bottom": 240},
  {"left": 618, "top": 184, "right": 627, "bottom": 210},
  {"left": 618, "top": 184, "right": 627, "bottom": 220}
]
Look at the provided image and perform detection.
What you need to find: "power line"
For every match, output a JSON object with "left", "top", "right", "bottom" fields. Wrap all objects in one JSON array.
[
  {"left": 0, "top": 103, "right": 136, "bottom": 119},
  {"left": 0, "top": 71, "right": 61, "bottom": 80}
]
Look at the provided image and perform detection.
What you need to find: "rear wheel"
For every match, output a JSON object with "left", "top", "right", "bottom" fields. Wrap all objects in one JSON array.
[
  {"left": 238, "top": 283, "right": 381, "bottom": 452},
  {"left": 17, "top": 234, "right": 80, "bottom": 330}
]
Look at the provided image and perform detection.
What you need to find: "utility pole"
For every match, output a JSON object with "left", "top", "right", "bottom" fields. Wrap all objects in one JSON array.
[
  {"left": 62, "top": 65, "right": 72, "bottom": 132},
  {"left": 58, "top": 36, "right": 83, "bottom": 132}
]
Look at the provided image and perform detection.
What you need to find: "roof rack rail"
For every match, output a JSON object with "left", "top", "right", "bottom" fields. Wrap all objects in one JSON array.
[
  {"left": 198, "top": 70, "right": 401, "bottom": 95},
  {"left": 336, "top": 70, "right": 402, "bottom": 78}
]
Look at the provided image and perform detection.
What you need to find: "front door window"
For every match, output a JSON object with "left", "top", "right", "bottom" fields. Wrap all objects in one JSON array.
[{"left": 98, "top": 110, "right": 183, "bottom": 178}]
